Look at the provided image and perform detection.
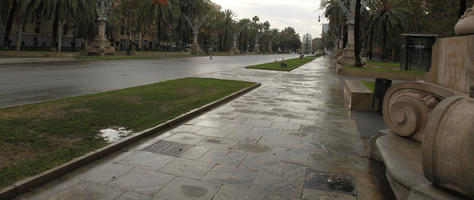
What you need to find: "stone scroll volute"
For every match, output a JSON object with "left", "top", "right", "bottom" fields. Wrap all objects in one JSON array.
[{"left": 383, "top": 82, "right": 455, "bottom": 142}]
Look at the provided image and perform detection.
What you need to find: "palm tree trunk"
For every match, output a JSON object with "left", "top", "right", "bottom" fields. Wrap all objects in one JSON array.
[
  {"left": 157, "top": 16, "right": 161, "bottom": 50},
  {"left": 16, "top": 22, "right": 23, "bottom": 51},
  {"left": 369, "top": 27, "right": 373, "bottom": 59},
  {"left": 354, "top": 0, "right": 362, "bottom": 67},
  {"left": 52, "top": 11, "right": 59, "bottom": 51},
  {"left": 223, "top": 23, "right": 228, "bottom": 50},
  {"left": 58, "top": 22, "right": 63, "bottom": 53},
  {"left": 382, "top": 22, "right": 387, "bottom": 61},
  {"left": 4, "top": 0, "right": 17, "bottom": 47}
]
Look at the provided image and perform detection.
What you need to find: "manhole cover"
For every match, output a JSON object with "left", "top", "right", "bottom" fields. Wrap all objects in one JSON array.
[
  {"left": 304, "top": 169, "right": 356, "bottom": 196},
  {"left": 142, "top": 140, "right": 192, "bottom": 157}
]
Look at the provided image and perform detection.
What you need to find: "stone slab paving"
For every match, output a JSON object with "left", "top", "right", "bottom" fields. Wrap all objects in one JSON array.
[{"left": 15, "top": 57, "right": 384, "bottom": 200}]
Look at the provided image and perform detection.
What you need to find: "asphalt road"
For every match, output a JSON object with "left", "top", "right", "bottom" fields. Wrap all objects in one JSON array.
[{"left": 0, "top": 54, "right": 297, "bottom": 108}]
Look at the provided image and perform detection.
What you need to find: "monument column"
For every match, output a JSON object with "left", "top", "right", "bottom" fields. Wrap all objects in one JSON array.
[
  {"left": 87, "top": 0, "right": 115, "bottom": 56},
  {"left": 337, "top": 0, "right": 357, "bottom": 66}
]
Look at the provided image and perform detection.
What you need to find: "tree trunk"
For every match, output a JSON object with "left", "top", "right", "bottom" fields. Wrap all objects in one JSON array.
[
  {"left": 460, "top": 0, "right": 467, "bottom": 19},
  {"left": 58, "top": 22, "right": 63, "bottom": 52},
  {"left": 16, "top": 22, "right": 23, "bottom": 51},
  {"left": 219, "top": 34, "right": 222, "bottom": 51},
  {"left": 369, "top": 27, "right": 374, "bottom": 60},
  {"left": 343, "top": 24, "right": 348, "bottom": 48},
  {"left": 4, "top": 0, "right": 17, "bottom": 47},
  {"left": 223, "top": 23, "right": 228, "bottom": 51},
  {"left": 382, "top": 22, "right": 387, "bottom": 61},
  {"left": 354, "top": 0, "right": 362, "bottom": 67},
  {"left": 157, "top": 16, "right": 161, "bottom": 50},
  {"left": 52, "top": 11, "right": 59, "bottom": 51}
]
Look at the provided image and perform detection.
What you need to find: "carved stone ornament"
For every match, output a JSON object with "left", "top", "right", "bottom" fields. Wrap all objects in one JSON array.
[
  {"left": 422, "top": 96, "right": 474, "bottom": 198},
  {"left": 383, "top": 82, "right": 455, "bottom": 142},
  {"left": 455, "top": 4, "right": 474, "bottom": 36}
]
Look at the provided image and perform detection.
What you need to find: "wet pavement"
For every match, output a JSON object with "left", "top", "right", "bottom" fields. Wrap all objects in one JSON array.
[
  {"left": 14, "top": 56, "right": 387, "bottom": 200},
  {"left": 0, "top": 54, "right": 296, "bottom": 108}
]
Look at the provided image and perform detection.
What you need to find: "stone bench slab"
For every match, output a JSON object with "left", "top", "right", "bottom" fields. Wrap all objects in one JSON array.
[{"left": 344, "top": 80, "right": 374, "bottom": 111}]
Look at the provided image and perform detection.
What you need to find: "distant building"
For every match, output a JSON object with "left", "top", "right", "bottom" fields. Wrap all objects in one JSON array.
[
  {"left": 302, "top": 33, "right": 312, "bottom": 54},
  {"left": 322, "top": 24, "right": 329, "bottom": 34}
]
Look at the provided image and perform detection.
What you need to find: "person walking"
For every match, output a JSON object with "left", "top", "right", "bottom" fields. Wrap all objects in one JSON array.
[{"left": 209, "top": 46, "right": 214, "bottom": 59}]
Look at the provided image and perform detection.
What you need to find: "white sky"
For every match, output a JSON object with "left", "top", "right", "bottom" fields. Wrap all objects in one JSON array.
[{"left": 212, "top": 0, "right": 328, "bottom": 40}]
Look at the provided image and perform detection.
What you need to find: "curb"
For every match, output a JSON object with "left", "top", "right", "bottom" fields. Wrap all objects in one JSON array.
[
  {"left": 0, "top": 82, "right": 261, "bottom": 200},
  {"left": 0, "top": 59, "right": 93, "bottom": 66}
]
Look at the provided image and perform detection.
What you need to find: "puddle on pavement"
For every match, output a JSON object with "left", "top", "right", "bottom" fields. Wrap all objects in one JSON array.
[
  {"left": 181, "top": 185, "right": 208, "bottom": 197},
  {"left": 98, "top": 127, "right": 133, "bottom": 143},
  {"left": 237, "top": 143, "right": 270, "bottom": 153}
]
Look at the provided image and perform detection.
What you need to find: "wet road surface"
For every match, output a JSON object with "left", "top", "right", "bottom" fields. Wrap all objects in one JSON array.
[{"left": 0, "top": 54, "right": 297, "bottom": 108}]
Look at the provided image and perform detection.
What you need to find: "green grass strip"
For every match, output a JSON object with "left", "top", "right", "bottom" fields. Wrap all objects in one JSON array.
[
  {"left": 367, "top": 60, "right": 400, "bottom": 67},
  {"left": 0, "top": 77, "right": 256, "bottom": 188},
  {"left": 361, "top": 80, "right": 375, "bottom": 92},
  {"left": 344, "top": 65, "right": 426, "bottom": 75},
  {"left": 245, "top": 55, "right": 320, "bottom": 71}
]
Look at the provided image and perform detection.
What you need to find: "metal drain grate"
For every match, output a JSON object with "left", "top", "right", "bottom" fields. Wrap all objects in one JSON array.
[
  {"left": 304, "top": 169, "right": 356, "bottom": 196},
  {"left": 142, "top": 140, "right": 192, "bottom": 157}
]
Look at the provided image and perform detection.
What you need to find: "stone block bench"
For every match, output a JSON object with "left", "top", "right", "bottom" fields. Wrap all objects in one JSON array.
[
  {"left": 371, "top": 130, "right": 467, "bottom": 200},
  {"left": 343, "top": 80, "right": 374, "bottom": 111},
  {"left": 370, "top": 94, "right": 473, "bottom": 200}
]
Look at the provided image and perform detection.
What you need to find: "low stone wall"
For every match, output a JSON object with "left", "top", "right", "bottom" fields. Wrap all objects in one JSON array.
[
  {"left": 0, "top": 50, "right": 80, "bottom": 58},
  {"left": 343, "top": 80, "right": 376, "bottom": 111},
  {"left": 338, "top": 66, "right": 425, "bottom": 81}
]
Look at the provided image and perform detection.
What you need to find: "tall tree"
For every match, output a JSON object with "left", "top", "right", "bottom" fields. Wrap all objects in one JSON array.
[
  {"left": 222, "top": 9, "right": 234, "bottom": 51},
  {"left": 2, "top": 0, "right": 17, "bottom": 47},
  {"left": 371, "top": 0, "right": 409, "bottom": 60},
  {"left": 14, "top": 0, "right": 42, "bottom": 51},
  {"left": 354, "top": 0, "right": 362, "bottom": 66},
  {"left": 42, "top": 0, "right": 96, "bottom": 52}
]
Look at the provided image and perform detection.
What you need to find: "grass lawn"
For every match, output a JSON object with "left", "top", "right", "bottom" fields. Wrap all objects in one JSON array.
[
  {"left": 245, "top": 55, "right": 319, "bottom": 71},
  {"left": 361, "top": 80, "right": 375, "bottom": 92},
  {"left": 367, "top": 60, "right": 400, "bottom": 68},
  {"left": 344, "top": 66, "right": 426, "bottom": 75},
  {"left": 0, "top": 77, "right": 256, "bottom": 188}
]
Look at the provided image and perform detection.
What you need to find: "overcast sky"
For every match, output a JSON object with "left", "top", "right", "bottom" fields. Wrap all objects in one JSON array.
[{"left": 212, "top": 0, "right": 328, "bottom": 40}]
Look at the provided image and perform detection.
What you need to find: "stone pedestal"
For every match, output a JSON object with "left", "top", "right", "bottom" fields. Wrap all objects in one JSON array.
[
  {"left": 426, "top": 35, "right": 473, "bottom": 96},
  {"left": 337, "top": 28, "right": 356, "bottom": 66},
  {"left": 230, "top": 37, "right": 239, "bottom": 54},
  {"left": 254, "top": 43, "right": 260, "bottom": 54},
  {"left": 87, "top": 21, "right": 115, "bottom": 56}
]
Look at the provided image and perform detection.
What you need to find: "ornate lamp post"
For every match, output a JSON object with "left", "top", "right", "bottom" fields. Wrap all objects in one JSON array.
[{"left": 87, "top": 0, "right": 116, "bottom": 56}]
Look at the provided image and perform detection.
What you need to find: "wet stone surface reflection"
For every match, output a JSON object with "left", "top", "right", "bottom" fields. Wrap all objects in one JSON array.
[{"left": 15, "top": 57, "right": 386, "bottom": 200}]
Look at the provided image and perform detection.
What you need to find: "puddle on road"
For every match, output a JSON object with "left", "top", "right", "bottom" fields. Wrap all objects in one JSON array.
[{"left": 99, "top": 127, "right": 133, "bottom": 143}]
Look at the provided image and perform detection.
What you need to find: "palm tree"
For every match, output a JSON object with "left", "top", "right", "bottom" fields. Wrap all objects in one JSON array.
[
  {"left": 138, "top": 0, "right": 174, "bottom": 50},
  {"left": 321, "top": 0, "right": 346, "bottom": 49},
  {"left": 1, "top": 0, "right": 17, "bottom": 48},
  {"left": 222, "top": 9, "right": 234, "bottom": 51},
  {"left": 42, "top": 0, "right": 96, "bottom": 52},
  {"left": 14, "top": 0, "right": 42, "bottom": 51},
  {"left": 370, "top": 0, "right": 409, "bottom": 60}
]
